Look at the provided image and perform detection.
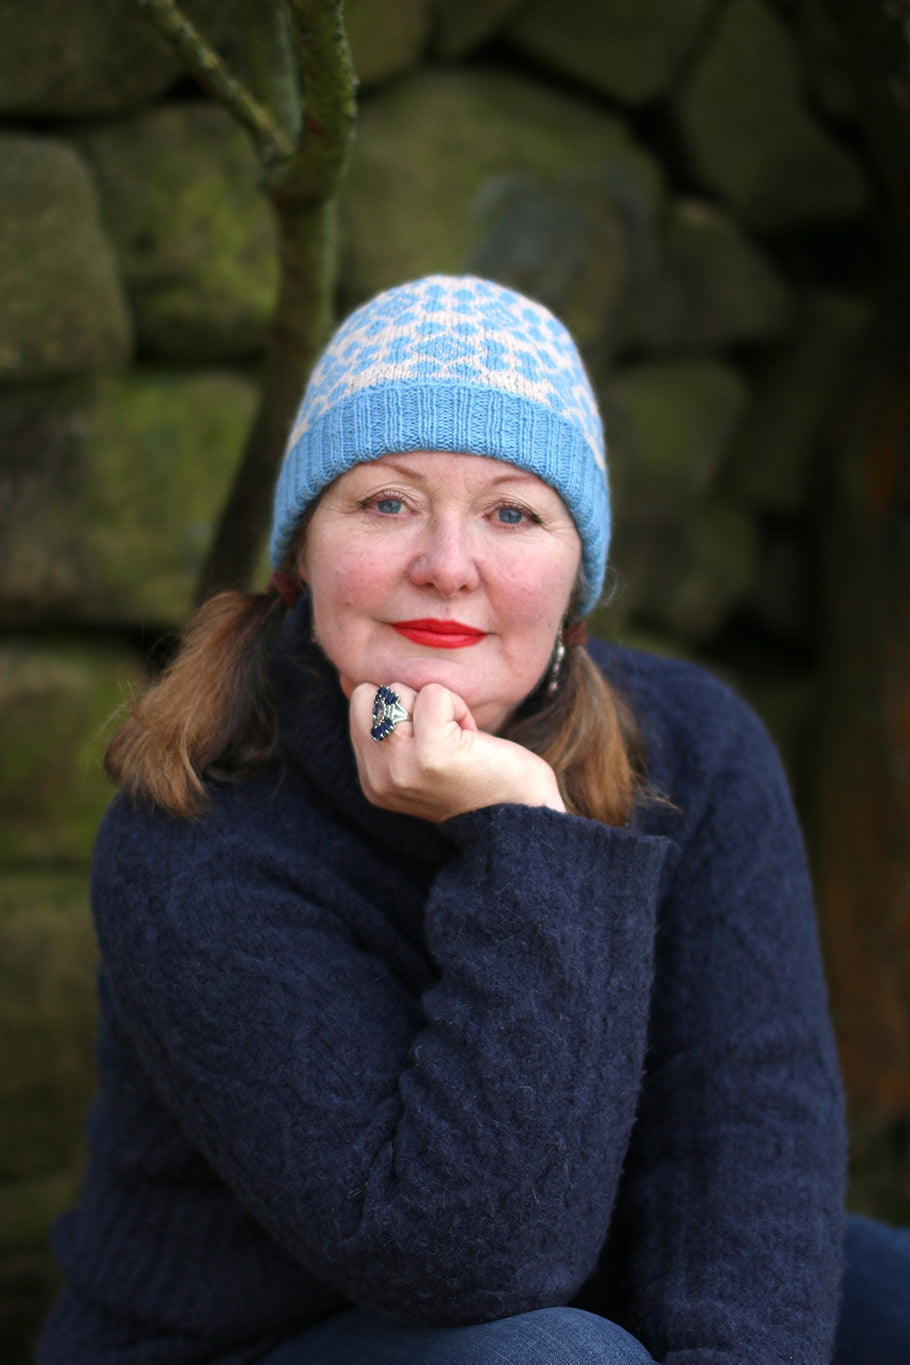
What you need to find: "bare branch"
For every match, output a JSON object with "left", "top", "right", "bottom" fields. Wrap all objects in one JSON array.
[
  {"left": 235, "top": 0, "right": 302, "bottom": 149},
  {"left": 275, "top": 0, "right": 358, "bottom": 206},
  {"left": 195, "top": 0, "right": 358, "bottom": 598},
  {"left": 138, "top": 0, "right": 294, "bottom": 164}
]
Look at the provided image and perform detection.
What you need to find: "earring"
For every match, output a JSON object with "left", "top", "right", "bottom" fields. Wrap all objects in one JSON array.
[{"left": 547, "top": 630, "right": 566, "bottom": 696}]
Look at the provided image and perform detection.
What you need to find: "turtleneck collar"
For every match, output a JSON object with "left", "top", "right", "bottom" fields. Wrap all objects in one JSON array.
[{"left": 270, "top": 599, "right": 454, "bottom": 866}]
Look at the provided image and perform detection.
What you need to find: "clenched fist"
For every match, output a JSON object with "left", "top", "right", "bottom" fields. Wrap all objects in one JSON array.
[{"left": 349, "top": 681, "right": 566, "bottom": 823}]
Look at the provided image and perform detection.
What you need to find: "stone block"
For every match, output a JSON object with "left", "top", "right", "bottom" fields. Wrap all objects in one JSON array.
[
  {"left": 0, "top": 641, "right": 142, "bottom": 865},
  {"left": 468, "top": 172, "right": 632, "bottom": 361},
  {"left": 793, "top": 0, "right": 857, "bottom": 122},
  {"left": 340, "top": 68, "right": 664, "bottom": 355},
  {"left": 431, "top": 0, "right": 526, "bottom": 58},
  {"left": 81, "top": 103, "right": 279, "bottom": 362},
  {"left": 0, "top": 0, "right": 238, "bottom": 118},
  {"left": 724, "top": 290, "right": 870, "bottom": 515},
  {"left": 674, "top": 0, "right": 868, "bottom": 229},
  {"left": 618, "top": 495, "right": 758, "bottom": 641},
  {"left": 604, "top": 359, "right": 748, "bottom": 523},
  {"left": 747, "top": 522, "right": 812, "bottom": 640},
  {"left": 0, "top": 1168, "right": 84, "bottom": 1255},
  {"left": 0, "top": 873, "right": 97, "bottom": 1181},
  {"left": 0, "top": 135, "right": 131, "bottom": 383},
  {"left": 0, "top": 1250, "right": 60, "bottom": 1365},
  {"left": 345, "top": 0, "right": 430, "bottom": 84},
  {"left": 623, "top": 198, "right": 791, "bottom": 351},
  {"left": 0, "top": 369, "right": 258, "bottom": 627},
  {"left": 504, "top": 0, "right": 715, "bottom": 105}
]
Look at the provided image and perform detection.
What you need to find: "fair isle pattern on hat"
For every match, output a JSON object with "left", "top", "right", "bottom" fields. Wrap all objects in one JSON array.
[
  {"left": 270, "top": 276, "right": 610, "bottom": 613},
  {"left": 286, "top": 277, "right": 605, "bottom": 471}
]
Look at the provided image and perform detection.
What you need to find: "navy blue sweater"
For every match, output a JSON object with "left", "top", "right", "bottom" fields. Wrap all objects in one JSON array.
[{"left": 40, "top": 618, "right": 846, "bottom": 1364}]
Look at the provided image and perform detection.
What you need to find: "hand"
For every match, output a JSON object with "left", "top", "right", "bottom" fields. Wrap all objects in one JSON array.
[{"left": 349, "top": 681, "right": 567, "bottom": 823}]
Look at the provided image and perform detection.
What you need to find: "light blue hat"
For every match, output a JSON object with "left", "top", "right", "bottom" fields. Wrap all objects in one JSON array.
[{"left": 270, "top": 275, "right": 609, "bottom": 613}]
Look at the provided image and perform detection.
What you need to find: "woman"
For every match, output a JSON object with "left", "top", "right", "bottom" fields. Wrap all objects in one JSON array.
[{"left": 38, "top": 276, "right": 907, "bottom": 1364}]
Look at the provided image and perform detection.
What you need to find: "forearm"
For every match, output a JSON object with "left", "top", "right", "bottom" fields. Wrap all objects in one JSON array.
[{"left": 93, "top": 793, "right": 669, "bottom": 1323}]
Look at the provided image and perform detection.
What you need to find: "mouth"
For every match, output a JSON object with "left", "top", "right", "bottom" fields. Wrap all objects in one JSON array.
[{"left": 391, "top": 618, "right": 488, "bottom": 649}]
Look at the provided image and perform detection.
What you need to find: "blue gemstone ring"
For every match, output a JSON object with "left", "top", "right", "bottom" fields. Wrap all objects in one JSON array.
[{"left": 370, "top": 685, "right": 410, "bottom": 741}]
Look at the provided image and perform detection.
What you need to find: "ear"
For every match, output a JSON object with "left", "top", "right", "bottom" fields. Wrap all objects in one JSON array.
[{"left": 293, "top": 542, "right": 309, "bottom": 584}]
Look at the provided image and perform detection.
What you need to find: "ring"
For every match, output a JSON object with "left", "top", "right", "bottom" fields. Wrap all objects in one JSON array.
[{"left": 370, "top": 685, "right": 410, "bottom": 741}]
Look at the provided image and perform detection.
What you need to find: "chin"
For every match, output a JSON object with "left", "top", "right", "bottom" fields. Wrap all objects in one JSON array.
[{"left": 392, "top": 656, "right": 476, "bottom": 696}]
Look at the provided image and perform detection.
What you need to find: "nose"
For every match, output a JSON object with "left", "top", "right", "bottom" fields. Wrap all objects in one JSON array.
[{"left": 408, "top": 516, "right": 481, "bottom": 596}]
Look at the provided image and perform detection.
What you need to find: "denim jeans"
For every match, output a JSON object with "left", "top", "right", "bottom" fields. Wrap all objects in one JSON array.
[
  {"left": 258, "top": 1307, "right": 655, "bottom": 1365},
  {"left": 832, "top": 1213, "right": 910, "bottom": 1365},
  {"left": 258, "top": 1213, "right": 910, "bottom": 1364}
]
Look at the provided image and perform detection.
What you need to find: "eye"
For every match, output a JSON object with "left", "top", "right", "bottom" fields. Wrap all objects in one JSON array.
[
  {"left": 360, "top": 493, "right": 407, "bottom": 515},
  {"left": 492, "top": 503, "right": 539, "bottom": 526}
]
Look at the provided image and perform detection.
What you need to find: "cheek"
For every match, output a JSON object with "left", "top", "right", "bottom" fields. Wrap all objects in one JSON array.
[
  {"left": 493, "top": 555, "right": 577, "bottom": 635},
  {"left": 306, "top": 542, "right": 385, "bottom": 613}
]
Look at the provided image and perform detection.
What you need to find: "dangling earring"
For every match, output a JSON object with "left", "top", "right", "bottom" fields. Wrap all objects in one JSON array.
[{"left": 547, "top": 629, "right": 566, "bottom": 696}]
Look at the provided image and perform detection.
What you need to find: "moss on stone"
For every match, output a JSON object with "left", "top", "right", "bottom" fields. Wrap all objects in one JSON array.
[
  {"left": 504, "top": 0, "right": 715, "bottom": 105},
  {"left": 604, "top": 359, "right": 748, "bottom": 522},
  {"left": 345, "top": 0, "right": 430, "bottom": 85},
  {"left": 0, "top": 1167, "right": 85, "bottom": 1254},
  {"left": 0, "top": 641, "right": 141, "bottom": 865},
  {"left": 341, "top": 68, "right": 664, "bottom": 322},
  {"left": 81, "top": 104, "right": 279, "bottom": 362},
  {"left": 0, "top": 873, "right": 97, "bottom": 1180},
  {"left": 0, "top": 0, "right": 239, "bottom": 118},
  {"left": 635, "top": 495, "right": 759, "bottom": 640},
  {"left": 0, "top": 369, "right": 258, "bottom": 626},
  {"left": 0, "top": 134, "right": 131, "bottom": 383}
]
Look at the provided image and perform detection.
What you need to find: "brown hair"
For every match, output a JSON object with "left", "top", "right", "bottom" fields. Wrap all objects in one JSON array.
[
  {"left": 502, "top": 644, "right": 644, "bottom": 826},
  {"left": 106, "top": 540, "right": 645, "bottom": 825},
  {"left": 105, "top": 589, "right": 289, "bottom": 818}
]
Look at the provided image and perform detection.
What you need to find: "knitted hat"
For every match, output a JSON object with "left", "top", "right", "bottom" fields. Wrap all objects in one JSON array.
[{"left": 270, "top": 275, "right": 609, "bottom": 613}]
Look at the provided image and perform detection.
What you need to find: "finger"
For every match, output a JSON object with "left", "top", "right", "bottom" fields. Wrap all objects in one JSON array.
[
  {"left": 349, "top": 682, "right": 379, "bottom": 738},
  {"left": 382, "top": 683, "right": 417, "bottom": 740},
  {"left": 352, "top": 681, "right": 417, "bottom": 743},
  {"left": 412, "top": 682, "right": 477, "bottom": 735},
  {"left": 385, "top": 682, "right": 418, "bottom": 715}
]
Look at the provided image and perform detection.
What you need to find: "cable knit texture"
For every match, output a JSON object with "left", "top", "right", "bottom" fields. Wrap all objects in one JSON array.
[{"left": 39, "top": 612, "right": 845, "bottom": 1364}]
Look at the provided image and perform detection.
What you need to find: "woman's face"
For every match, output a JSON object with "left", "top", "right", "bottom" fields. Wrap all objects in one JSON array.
[{"left": 299, "top": 451, "right": 582, "bottom": 734}]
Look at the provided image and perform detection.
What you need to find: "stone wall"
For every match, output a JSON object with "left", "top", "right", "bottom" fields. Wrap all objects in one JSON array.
[{"left": 0, "top": 0, "right": 889, "bottom": 1358}]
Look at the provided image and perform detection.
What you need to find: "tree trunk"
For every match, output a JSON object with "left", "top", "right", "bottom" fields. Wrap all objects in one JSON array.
[
  {"left": 138, "top": 0, "right": 357, "bottom": 599},
  {"left": 814, "top": 273, "right": 910, "bottom": 1218},
  {"left": 816, "top": 0, "right": 910, "bottom": 1220}
]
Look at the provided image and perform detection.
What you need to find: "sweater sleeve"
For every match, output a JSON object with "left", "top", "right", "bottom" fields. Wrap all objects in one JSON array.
[
  {"left": 602, "top": 671, "right": 846, "bottom": 1365},
  {"left": 91, "top": 792, "right": 669, "bottom": 1326}
]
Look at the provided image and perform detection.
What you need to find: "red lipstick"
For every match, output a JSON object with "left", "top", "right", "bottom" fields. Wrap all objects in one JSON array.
[{"left": 391, "top": 618, "right": 487, "bottom": 649}]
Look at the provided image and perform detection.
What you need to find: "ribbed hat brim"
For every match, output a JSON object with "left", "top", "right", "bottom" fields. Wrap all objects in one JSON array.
[{"left": 270, "top": 384, "right": 609, "bottom": 613}]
